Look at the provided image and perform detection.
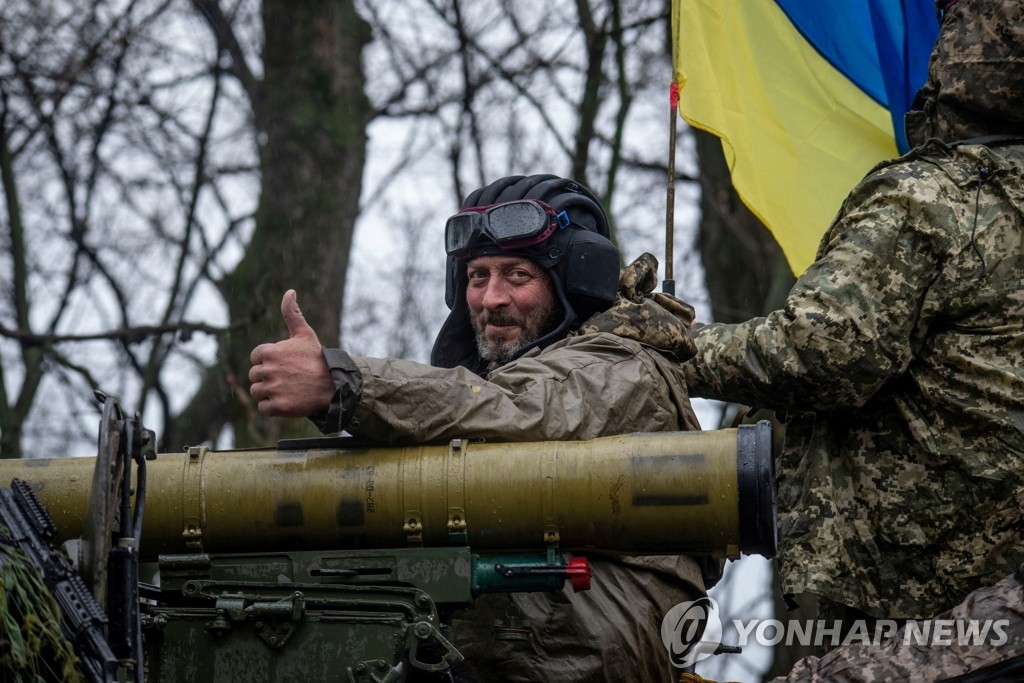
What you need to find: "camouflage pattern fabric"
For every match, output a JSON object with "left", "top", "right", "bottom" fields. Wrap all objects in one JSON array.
[
  {"left": 574, "top": 251, "right": 698, "bottom": 362},
  {"left": 905, "top": 0, "right": 1024, "bottom": 146},
  {"left": 1, "top": 535, "right": 85, "bottom": 682},
  {"left": 685, "top": 0, "right": 1024, "bottom": 619},
  {"left": 680, "top": 675, "right": 738, "bottom": 683},
  {"left": 770, "top": 564, "right": 1024, "bottom": 682}
]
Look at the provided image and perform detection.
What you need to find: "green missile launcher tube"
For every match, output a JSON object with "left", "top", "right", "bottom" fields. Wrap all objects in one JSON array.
[{"left": 0, "top": 424, "right": 776, "bottom": 560}]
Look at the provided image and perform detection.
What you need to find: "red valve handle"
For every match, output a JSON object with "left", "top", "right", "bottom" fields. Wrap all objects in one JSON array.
[{"left": 567, "top": 556, "right": 591, "bottom": 592}]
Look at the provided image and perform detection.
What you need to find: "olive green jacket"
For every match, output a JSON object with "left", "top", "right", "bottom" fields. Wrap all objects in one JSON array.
[
  {"left": 348, "top": 328, "right": 700, "bottom": 443},
  {"left": 323, "top": 254, "right": 708, "bottom": 681}
]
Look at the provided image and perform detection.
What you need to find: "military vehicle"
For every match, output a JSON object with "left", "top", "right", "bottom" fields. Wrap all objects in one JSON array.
[{"left": 0, "top": 393, "right": 776, "bottom": 681}]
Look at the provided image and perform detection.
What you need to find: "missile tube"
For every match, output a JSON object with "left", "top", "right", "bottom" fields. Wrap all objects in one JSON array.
[{"left": 1, "top": 425, "right": 776, "bottom": 560}]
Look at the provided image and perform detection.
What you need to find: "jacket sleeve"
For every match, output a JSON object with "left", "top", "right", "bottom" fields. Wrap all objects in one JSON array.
[
  {"left": 347, "top": 332, "right": 686, "bottom": 444},
  {"left": 685, "top": 164, "right": 964, "bottom": 412}
]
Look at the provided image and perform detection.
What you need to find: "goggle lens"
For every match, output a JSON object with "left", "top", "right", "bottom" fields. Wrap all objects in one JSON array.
[
  {"left": 445, "top": 199, "right": 560, "bottom": 257},
  {"left": 445, "top": 213, "right": 478, "bottom": 254},
  {"left": 486, "top": 201, "right": 549, "bottom": 241}
]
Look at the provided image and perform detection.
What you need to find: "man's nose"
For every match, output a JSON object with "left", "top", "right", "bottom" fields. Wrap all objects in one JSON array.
[{"left": 481, "top": 278, "right": 512, "bottom": 308}]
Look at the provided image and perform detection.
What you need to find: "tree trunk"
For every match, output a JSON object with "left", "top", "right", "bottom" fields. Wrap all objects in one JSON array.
[{"left": 171, "top": 0, "right": 371, "bottom": 450}]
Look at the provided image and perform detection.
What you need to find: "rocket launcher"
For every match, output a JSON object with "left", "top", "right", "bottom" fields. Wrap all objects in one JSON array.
[
  {"left": 0, "top": 408, "right": 776, "bottom": 682},
  {"left": 0, "top": 425, "right": 776, "bottom": 561}
]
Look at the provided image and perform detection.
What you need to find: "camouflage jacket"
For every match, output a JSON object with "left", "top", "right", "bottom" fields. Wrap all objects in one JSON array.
[
  {"left": 771, "top": 565, "right": 1024, "bottom": 683},
  {"left": 685, "top": 139, "right": 1024, "bottom": 618}
]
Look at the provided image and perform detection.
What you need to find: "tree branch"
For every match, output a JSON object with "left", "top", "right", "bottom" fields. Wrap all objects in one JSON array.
[
  {"left": 0, "top": 321, "right": 236, "bottom": 347},
  {"left": 189, "top": 0, "right": 258, "bottom": 97}
]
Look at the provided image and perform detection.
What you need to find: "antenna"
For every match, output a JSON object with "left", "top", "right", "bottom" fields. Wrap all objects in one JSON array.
[{"left": 664, "top": 82, "right": 679, "bottom": 296}]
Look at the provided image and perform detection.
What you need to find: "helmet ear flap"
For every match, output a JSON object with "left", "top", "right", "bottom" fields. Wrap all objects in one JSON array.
[
  {"left": 560, "top": 229, "right": 620, "bottom": 319},
  {"left": 444, "top": 256, "right": 459, "bottom": 310}
]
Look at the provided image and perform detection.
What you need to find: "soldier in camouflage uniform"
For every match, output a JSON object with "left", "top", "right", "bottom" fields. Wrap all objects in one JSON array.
[
  {"left": 683, "top": 564, "right": 1024, "bottom": 682},
  {"left": 767, "top": 563, "right": 1024, "bottom": 683},
  {"left": 685, "top": 0, "right": 1024, "bottom": 626},
  {"left": 250, "top": 175, "right": 709, "bottom": 682}
]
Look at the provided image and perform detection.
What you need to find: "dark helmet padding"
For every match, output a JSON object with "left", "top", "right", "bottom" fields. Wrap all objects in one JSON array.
[
  {"left": 462, "top": 175, "right": 528, "bottom": 208},
  {"left": 564, "top": 230, "right": 622, "bottom": 310},
  {"left": 432, "top": 174, "right": 620, "bottom": 371}
]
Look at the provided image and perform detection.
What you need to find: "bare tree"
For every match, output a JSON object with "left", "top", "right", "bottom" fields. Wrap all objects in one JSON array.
[
  {"left": 176, "top": 0, "right": 371, "bottom": 448},
  {"left": 1, "top": 0, "right": 699, "bottom": 458},
  {"left": 0, "top": 0, "right": 370, "bottom": 456},
  {"left": 0, "top": 1, "right": 224, "bottom": 457},
  {"left": 357, "top": 0, "right": 679, "bottom": 242}
]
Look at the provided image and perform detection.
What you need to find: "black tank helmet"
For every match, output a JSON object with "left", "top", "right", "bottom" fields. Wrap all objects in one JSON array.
[{"left": 430, "top": 174, "right": 621, "bottom": 372}]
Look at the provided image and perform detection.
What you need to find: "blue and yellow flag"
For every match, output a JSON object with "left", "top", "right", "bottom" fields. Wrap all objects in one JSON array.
[{"left": 673, "top": 0, "right": 939, "bottom": 273}]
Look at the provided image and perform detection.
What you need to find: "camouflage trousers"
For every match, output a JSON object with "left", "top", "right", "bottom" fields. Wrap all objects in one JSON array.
[{"left": 770, "top": 565, "right": 1024, "bottom": 682}]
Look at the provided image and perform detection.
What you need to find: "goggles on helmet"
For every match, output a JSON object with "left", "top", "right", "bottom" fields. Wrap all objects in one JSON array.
[{"left": 445, "top": 199, "right": 571, "bottom": 259}]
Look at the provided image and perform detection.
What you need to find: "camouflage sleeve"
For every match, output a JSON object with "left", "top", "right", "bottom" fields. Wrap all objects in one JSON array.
[
  {"left": 576, "top": 252, "right": 698, "bottom": 362},
  {"left": 769, "top": 565, "right": 1024, "bottom": 683},
  {"left": 685, "top": 165, "right": 961, "bottom": 411}
]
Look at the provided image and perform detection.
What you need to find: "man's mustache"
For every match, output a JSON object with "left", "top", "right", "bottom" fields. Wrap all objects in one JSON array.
[{"left": 478, "top": 311, "right": 526, "bottom": 328}]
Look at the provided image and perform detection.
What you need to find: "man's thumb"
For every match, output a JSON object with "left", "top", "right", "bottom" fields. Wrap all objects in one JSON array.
[{"left": 281, "top": 289, "right": 314, "bottom": 338}]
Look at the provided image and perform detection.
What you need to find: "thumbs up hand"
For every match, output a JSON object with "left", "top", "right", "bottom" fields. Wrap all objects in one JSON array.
[{"left": 249, "top": 290, "right": 336, "bottom": 417}]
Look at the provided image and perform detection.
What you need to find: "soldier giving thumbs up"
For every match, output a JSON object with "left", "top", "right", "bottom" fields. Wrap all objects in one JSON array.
[{"left": 248, "top": 290, "right": 337, "bottom": 418}]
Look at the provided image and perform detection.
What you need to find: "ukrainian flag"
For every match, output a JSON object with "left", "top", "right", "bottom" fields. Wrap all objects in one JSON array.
[{"left": 674, "top": 0, "right": 939, "bottom": 273}]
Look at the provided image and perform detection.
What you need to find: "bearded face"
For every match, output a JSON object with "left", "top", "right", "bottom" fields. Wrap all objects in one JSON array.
[{"left": 465, "top": 255, "right": 562, "bottom": 365}]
